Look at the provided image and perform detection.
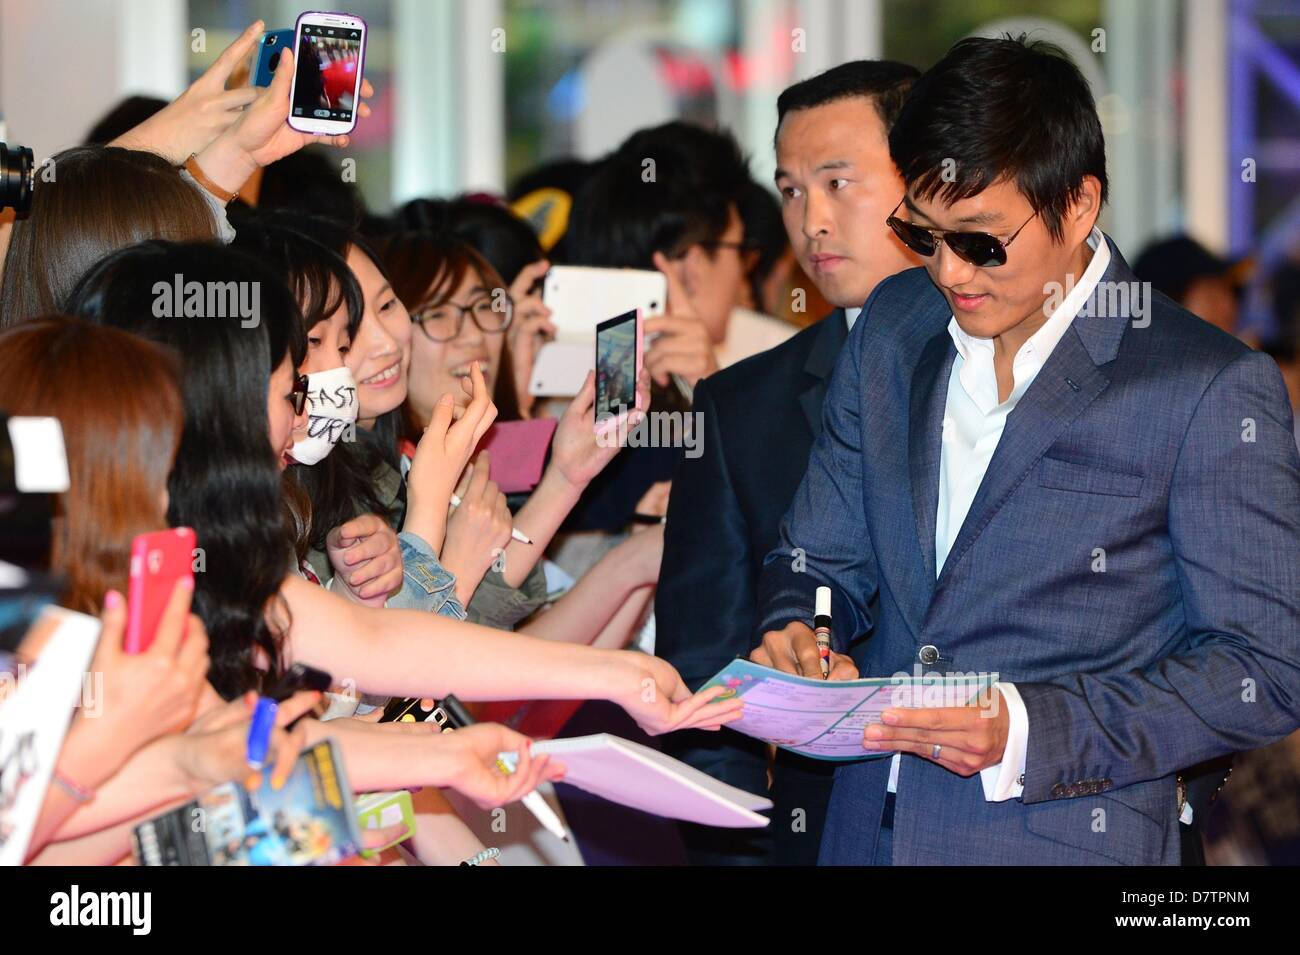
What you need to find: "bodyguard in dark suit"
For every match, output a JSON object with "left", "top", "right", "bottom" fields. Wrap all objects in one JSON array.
[
  {"left": 656, "top": 61, "right": 921, "bottom": 865},
  {"left": 754, "top": 35, "right": 1300, "bottom": 865}
]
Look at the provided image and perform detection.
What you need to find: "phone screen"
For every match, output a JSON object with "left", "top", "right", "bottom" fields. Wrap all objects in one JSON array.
[
  {"left": 595, "top": 310, "right": 639, "bottom": 419},
  {"left": 291, "top": 22, "right": 363, "bottom": 124}
]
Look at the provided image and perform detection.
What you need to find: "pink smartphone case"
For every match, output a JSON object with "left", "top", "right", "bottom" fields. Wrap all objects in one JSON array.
[
  {"left": 124, "top": 528, "right": 196, "bottom": 654},
  {"left": 594, "top": 308, "right": 644, "bottom": 435}
]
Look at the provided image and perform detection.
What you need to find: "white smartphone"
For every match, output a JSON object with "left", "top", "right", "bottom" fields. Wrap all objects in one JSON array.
[
  {"left": 531, "top": 266, "right": 666, "bottom": 397},
  {"left": 287, "top": 11, "right": 367, "bottom": 136}
]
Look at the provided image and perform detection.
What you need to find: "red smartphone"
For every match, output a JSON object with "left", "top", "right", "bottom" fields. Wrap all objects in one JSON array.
[{"left": 125, "top": 528, "right": 196, "bottom": 654}]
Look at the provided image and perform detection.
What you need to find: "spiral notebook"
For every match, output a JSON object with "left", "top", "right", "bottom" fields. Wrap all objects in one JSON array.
[{"left": 531, "top": 734, "right": 771, "bottom": 828}]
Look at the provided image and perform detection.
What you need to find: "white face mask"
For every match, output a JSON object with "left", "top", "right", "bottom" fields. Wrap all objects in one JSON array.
[{"left": 291, "top": 365, "right": 359, "bottom": 466}]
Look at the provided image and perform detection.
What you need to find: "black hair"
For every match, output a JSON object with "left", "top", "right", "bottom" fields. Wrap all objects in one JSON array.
[
  {"left": 64, "top": 241, "right": 305, "bottom": 698},
  {"left": 391, "top": 197, "right": 544, "bottom": 286},
  {"left": 231, "top": 212, "right": 396, "bottom": 555},
  {"left": 292, "top": 217, "right": 409, "bottom": 525},
  {"left": 255, "top": 146, "right": 366, "bottom": 229},
  {"left": 84, "top": 95, "right": 169, "bottom": 145},
  {"left": 775, "top": 59, "right": 920, "bottom": 143},
  {"left": 506, "top": 158, "right": 598, "bottom": 263},
  {"left": 735, "top": 180, "right": 788, "bottom": 308},
  {"left": 231, "top": 210, "right": 365, "bottom": 341},
  {"left": 889, "top": 34, "right": 1108, "bottom": 242},
  {"left": 567, "top": 121, "right": 750, "bottom": 268},
  {"left": 507, "top": 158, "right": 597, "bottom": 204}
]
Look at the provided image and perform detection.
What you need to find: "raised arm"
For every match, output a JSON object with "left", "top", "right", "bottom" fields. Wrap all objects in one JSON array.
[{"left": 280, "top": 574, "right": 742, "bottom": 737}]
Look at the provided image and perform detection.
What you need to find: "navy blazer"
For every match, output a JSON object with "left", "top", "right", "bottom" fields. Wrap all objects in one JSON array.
[
  {"left": 756, "top": 240, "right": 1300, "bottom": 865},
  {"left": 656, "top": 312, "right": 845, "bottom": 794},
  {"left": 657, "top": 310, "right": 847, "bottom": 685}
]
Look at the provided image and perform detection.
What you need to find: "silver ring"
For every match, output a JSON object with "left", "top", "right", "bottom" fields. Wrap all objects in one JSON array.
[{"left": 931, "top": 743, "right": 942, "bottom": 760}]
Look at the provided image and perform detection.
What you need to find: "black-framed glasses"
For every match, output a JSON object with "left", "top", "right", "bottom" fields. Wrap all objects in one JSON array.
[
  {"left": 410, "top": 296, "right": 514, "bottom": 342},
  {"left": 289, "top": 373, "right": 309, "bottom": 415},
  {"left": 886, "top": 198, "right": 1037, "bottom": 268}
]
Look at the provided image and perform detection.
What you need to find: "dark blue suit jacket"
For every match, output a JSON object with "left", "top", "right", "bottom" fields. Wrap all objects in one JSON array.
[
  {"left": 756, "top": 240, "right": 1300, "bottom": 864},
  {"left": 656, "top": 313, "right": 846, "bottom": 811}
]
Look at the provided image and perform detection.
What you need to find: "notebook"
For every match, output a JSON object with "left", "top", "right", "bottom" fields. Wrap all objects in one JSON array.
[
  {"left": 477, "top": 418, "right": 558, "bottom": 493},
  {"left": 0, "top": 606, "right": 102, "bottom": 865},
  {"left": 531, "top": 733, "right": 771, "bottom": 828}
]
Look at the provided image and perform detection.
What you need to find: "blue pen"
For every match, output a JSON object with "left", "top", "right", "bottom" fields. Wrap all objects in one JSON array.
[{"left": 246, "top": 697, "right": 278, "bottom": 770}]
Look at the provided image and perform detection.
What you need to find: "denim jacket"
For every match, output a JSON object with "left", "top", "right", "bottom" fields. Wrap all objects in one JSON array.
[{"left": 390, "top": 530, "right": 467, "bottom": 619}]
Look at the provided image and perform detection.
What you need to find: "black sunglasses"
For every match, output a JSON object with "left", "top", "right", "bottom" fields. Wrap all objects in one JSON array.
[
  {"left": 886, "top": 198, "right": 1037, "bottom": 268},
  {"left": 289, "top": 373, "right": 309, "bottom": 415}
]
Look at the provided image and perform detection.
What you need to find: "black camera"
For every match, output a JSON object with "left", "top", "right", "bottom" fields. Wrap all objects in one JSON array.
[{"left": 1, "top": 142, "right": 35, "bottom": 217}]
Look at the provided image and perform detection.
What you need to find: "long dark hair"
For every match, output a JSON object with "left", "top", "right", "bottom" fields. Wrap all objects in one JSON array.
[
  {"left": 0, "top": 145, "right": 217, "bottom": 328},
  {"left": 309, "top": 219, "right": 408, "bottom": 473},
  {"left": 65, "top": 241, "right": 305, "bottom": 698},
  {"left": 233, "top": 211, "right": 396, "bottom": 553}
]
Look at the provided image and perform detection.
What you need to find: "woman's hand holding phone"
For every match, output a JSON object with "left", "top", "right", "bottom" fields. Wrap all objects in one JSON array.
[
  {"left": 326, "top": 513, "right": 404, "bottom": 606},
  {"left": 191, "top": 40, "right": 374, "bottom": 201},
  {"left": 74, "top": 581, "right": 211, "bottom": 770},
  {"left": 550, "top": 368, "right": 649, "bottom": 490},
  {"left": 109, "top": 20, "right": 265, "bottom": 163},
  {"left": 404, "top": 362, "right": 497, "bottom": 552}
]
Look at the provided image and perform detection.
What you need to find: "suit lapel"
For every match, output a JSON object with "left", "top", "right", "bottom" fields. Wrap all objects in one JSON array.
[
  {"left": 908, "top": 330, "right": 956, "bottom": 587},
  {"left": 798, "top": 309, "right": 848, "bottom": 438},
  {"left": 933, "top": 237, "right": 1132, "bottom": 592}
]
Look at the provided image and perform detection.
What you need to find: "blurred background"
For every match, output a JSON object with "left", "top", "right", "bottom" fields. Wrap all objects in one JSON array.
[
  {"left": 3, "top": 1, "right": 1297, "bottom": 271},
  {"left": 2, "top": 0, "right": 1299, "bottom": 863}
]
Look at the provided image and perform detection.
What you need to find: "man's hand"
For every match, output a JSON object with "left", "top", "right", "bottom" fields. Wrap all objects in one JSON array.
[
  {"left": 751, "top": 621, "right": 858, "bottom": 680},
  {"left": 326, "top": 513, "right": 403, "bottom": 606},
  {"left": 862, "top": 687, "right": 1010, "bottom": 776},
  {"left": 645, "top": 250, "right": 719, "bottom": 389}
]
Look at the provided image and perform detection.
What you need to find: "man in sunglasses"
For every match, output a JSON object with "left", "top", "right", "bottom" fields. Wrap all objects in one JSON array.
[
  {"left": 753, "top": 34, "right": 1300, "bottom": 865},
  {"left": 656, "top": 60, "right": 921, "bottom": 865}
]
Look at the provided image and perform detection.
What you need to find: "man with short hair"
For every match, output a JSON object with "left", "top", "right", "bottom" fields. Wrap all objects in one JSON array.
[
  {"left": 753, "top": 35, "right": 1300, "bottom": 865},
  {"left": 562, "top": 122, "right": 753, "bottom": 533},
  {"left": 655, "top": 60, "right": 921, "bottom": 865}
]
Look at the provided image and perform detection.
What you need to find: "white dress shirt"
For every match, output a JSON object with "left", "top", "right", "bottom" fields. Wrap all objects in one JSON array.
[{"left": 887, "top": 227, "right": 1111, "bottom": 801}]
